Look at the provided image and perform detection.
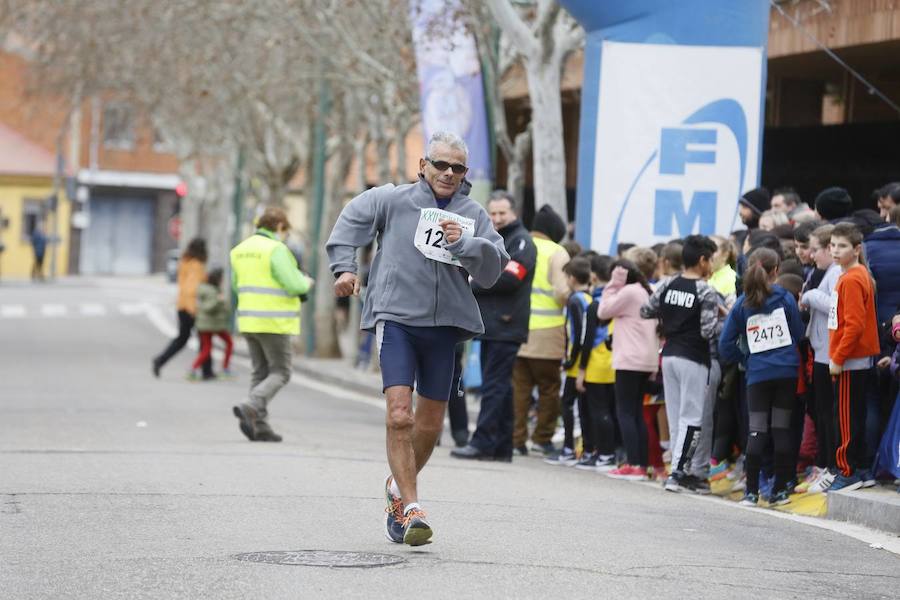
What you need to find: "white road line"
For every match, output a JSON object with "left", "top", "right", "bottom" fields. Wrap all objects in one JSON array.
[
  {"left": 631, "top": 479, "right": 900, "bottom": 556},
  {"left": 79, "top": 303, "right": 107, "bottom": 316},
  {"left": 41, "top": 304, "right": 67, "bottom": 317},
  {"left": 0, "top": 305, "right": 26, "bottom": 318},
  {"left": 119, "top": 303, "right": 149, "bottom": 316},
  {"left": 142, "top": 303, "right": 177, "bottom": 338}
]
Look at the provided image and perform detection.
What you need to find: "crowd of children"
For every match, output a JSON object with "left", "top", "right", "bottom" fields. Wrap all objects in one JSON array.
[{"left": 538, "top": 185, "right": 900, "bottom": 505}]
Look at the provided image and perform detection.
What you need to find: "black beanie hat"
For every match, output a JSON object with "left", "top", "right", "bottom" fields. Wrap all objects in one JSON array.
[
  {"left": 815, "top": 187, "right": 853, "bottom": 221},
  {"left": 531, "top": 204, "right": 566, "bottom": 243},
  {"left": 738, "top": 187, "right": 770, "bottom": 215}
]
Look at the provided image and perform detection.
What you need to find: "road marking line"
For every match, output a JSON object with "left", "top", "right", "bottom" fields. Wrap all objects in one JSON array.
[
  {"left": 119, "top": 303, "right": 149, "bottom": 316},
  {"left": 632, "top": 479, "right": 900, "bottom": 556},
  {"left": 0, "top": 305, "right": 26, "bottom": 318},
  {"left": 41, "top": 304, "right": 67, "bottom": 317},
  {"left": 79, "top": 303, "right": 107, "bottom": 316}
]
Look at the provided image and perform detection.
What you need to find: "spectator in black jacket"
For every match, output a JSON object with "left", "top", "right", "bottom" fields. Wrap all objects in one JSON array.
[{"left": 452, "top": 191, "right": 537, "bottom": 462}]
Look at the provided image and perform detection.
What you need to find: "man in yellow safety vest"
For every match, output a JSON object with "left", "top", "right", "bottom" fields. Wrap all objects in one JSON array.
[
  {"left": 512, "top": 204, "right": 570, "bottom": 456},
  {"left": 230, "top": 207, "right": 313, "bottom": 442}
]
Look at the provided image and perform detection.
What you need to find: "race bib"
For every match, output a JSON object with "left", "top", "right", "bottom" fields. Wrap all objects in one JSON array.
[
  {"left": 827, "top": 293, "right": 838, "bottom": 330},
  {"left": 746, "top": 307, "right": 792, "bottom": 354},
  {"left": 414, "top": 208, "right": 475, "bottom": 266}
]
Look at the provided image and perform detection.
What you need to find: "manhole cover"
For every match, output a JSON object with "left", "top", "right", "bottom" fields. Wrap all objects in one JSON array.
[{"left": 234, "top": 550, "right": 406, "bottom": 568}]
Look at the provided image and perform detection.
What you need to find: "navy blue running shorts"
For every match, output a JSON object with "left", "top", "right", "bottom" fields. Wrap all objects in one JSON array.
[{"left": 376, "top": 320, "right": 461, "bottom": 401}]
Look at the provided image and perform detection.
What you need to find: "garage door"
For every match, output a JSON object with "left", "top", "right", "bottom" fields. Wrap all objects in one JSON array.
[{"left": 80, "top": 196, "right": 154, "bottom": 275}]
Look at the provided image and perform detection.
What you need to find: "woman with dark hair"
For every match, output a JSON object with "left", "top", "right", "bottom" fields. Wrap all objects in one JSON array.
[
  {"left": 152, "top": 237, "right": 212, "bottom": 378},
  {"left": 598, "top": 257, "right": 659, "bottom": 481},
  {"left": 719, "top": 248, "right": 805, "bottom": 506}
]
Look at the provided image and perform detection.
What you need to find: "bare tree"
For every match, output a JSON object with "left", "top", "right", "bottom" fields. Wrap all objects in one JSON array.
[{"left": 484, "top": 0, "right": 583, "bottom": 224}]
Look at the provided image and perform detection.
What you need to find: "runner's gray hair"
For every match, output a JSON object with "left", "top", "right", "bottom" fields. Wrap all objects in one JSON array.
[{"left": 426, "top": 131, "right": 468, "bottom": 162}]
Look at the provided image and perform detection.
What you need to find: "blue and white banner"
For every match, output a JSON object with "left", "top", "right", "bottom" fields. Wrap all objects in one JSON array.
[
  {"left": 560, "top": 0, "right": 770, "bottom": 253},
  {"left": 410, "top": 0, "right": 492, "bottom": 203}
]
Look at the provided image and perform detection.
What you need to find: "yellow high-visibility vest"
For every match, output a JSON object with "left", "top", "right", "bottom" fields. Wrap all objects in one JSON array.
[
  {"left": 230, "top": 234, "right": 301, "bottom": 335},
  {"left": 529, "top": 236, "right": 566, "bottom": 330}
]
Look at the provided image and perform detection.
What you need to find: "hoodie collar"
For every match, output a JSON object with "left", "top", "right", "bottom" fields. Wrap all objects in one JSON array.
[{"left": 416, "top": 174, "right": 471, "bottom": 208}]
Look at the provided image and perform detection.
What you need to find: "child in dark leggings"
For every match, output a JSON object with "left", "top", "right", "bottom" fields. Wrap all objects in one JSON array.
[{"left": 719, "top": 248, "right": 806, "bottom": 506}]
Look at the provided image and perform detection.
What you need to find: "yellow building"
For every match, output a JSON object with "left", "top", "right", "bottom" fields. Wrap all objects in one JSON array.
[{"left": 0, "top": 123, "right": 70, "bottom": 280}]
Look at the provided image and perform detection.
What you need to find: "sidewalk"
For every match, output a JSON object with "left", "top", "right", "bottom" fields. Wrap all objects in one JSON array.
[{"left": 287, "top": 354, "right": 900, "bottom": 535}]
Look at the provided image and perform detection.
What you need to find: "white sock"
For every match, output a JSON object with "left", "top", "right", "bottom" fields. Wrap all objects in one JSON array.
[
  {"left": 403, "top": 502, "right": 421, "bottom": 515},
  {"left": 389, "top": 477, "right": 401, "bottom": 498}
]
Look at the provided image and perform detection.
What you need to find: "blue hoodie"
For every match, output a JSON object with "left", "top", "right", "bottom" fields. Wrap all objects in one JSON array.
[{"left": 718, "top": 284, "right": 805, "bottom": 386}]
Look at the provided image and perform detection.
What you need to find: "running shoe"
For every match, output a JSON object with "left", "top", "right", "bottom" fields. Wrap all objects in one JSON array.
[
  {"left": 531, "top": 441, "right": 556, "bottom": 457},
  {"left": 807, "top": 469, "right": 835, "bottom": 494},
  {"left": 727, "top": 455, "right": 745, "bottom": 481},
  {"left": 684, "top": 475, "right": 711, "bottom": 495},
  {"left": 709, "top": 459, "right": 729, "bottom": 482},
  {"left": 185, "top": 370, "right": 201, "bottom": 382},
  {"left": 739, "top": 491, "right": 759, "bottom": 507},
  {"left": 607, "top": 464, "right": 648, "bottom": 481},
  {"left": 859, "top": 468, "right": 876, "bottom": 488},
  {"left": 574, "top": 451, "right": 599, "bottom": 470},
  {"left": 828, "top": 472, "right": 863, "bottom": 492},
  {"left": 544, "top": 447, "right": 577, "bottom": 466},
  {"left": 513, "top": 445, "right": 528, "bottom": 457},
  {"left": 730, "top": 476, "right": 747, "bottom": 493},
  {"left": 401, "top": 507, "right": 433, "bottom": 546},
  {"left": 383, "top": 476, "right": 404, "bottom": 544},
  {"left": 769, "top": 490, "right": 791, "bottom": 506},
  {"left": 594, "top": 455, "right": 617, "bottom": 473},
  {"left": 664, "top": 472, "right": 685, "bottom": 493},
  {"left": 217, "top": 368, "right": 236, "bottom": 380},
  {"left": 794, "top": 466, "right": 823, "bottom": 493}
]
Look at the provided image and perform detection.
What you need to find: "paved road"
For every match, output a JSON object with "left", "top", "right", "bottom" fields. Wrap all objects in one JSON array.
[{"left": 2, "top": 278, "right": 898, "bottom": 599}]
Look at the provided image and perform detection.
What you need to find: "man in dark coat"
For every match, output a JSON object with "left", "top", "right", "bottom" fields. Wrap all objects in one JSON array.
[{"left": 451, "top": 190, "right": 536, "bottom": 462}]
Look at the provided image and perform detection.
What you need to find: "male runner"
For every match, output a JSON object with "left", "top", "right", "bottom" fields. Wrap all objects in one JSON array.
[{"left": 326, "top": 131, "right": 508, "bottom": 546}]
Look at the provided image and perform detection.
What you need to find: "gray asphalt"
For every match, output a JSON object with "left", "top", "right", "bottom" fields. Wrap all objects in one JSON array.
[{"left": 1, "top": 278, "right": 898, "bottom": 599}]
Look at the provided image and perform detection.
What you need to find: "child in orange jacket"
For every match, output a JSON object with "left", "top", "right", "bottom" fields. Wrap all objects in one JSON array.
[{"left": 827, "top": 222, "right": 881, "bottom": 491}]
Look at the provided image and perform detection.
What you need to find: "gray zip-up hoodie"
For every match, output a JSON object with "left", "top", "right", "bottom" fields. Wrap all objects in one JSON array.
[
  {"left": 801, "top": 263, "right": 840, "bottom": 365},
  {"left": 326, "top": 177, "right": 509, "bottom": 339}
]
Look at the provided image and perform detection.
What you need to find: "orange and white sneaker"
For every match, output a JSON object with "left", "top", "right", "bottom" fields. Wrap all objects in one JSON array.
[
  {"left": 384, "top": 476, "right": 404, "bottom": 543},
  {"left": 400, "top": 505, "right": 433, "bottom": 546},
  {"left": 606, "top": 464, "right": 648, "bottom": 481}
]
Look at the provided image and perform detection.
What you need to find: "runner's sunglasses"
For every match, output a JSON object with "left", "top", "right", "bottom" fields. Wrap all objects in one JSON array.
[{"left": 426, "top": 157, "right": 468, "bottom": 174}]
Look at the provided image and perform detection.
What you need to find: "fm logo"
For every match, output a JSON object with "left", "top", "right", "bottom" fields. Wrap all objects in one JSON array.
[
  {"left": 609, "top": 99, "right": 748, "bottom": 254},
  {"left": 654, "top": 127, "right": 718, "bottom": 237}
]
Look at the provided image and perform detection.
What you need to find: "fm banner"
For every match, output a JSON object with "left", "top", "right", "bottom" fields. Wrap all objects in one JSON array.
[
  {"left": 560, "top": 1, "right": 770, "bottom": 253},
  {"left": 410, "top": 0, "right": 492, "bottom": 203}
]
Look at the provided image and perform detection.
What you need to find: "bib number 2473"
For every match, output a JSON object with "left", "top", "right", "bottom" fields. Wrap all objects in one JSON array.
[
  {"left": 745, "top": 307, "right": 792, "bottom": 354},
  {"left": 414, "top": 207, "right": 475, "bottom": 266}
]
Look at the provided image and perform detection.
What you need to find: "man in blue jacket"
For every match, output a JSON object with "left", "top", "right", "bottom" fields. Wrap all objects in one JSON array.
[
  {"left": 451, "top": 190, "right": 536, "bottom": 463},
  {"left": 327, "top": 131, "right": 508, "bottom": 547}
]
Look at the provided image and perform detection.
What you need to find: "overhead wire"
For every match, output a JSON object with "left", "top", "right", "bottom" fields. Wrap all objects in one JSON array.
[{"left": 769, "top": 0, "right": 900, "bottom": 117}]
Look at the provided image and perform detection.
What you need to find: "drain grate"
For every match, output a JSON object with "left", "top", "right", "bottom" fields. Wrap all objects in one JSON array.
[{"left": 234, "top": 550, "right": 406, "bottom": 568}]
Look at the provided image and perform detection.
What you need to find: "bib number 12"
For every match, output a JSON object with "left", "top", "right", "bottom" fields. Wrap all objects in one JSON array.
[{"left": 423, "top": 227, "right": 444, "bottom": 248}]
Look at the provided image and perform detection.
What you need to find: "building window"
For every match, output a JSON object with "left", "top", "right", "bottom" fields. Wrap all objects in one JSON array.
[
  {"left": 102, "top": 102, "right": 135, "bottom": 150},
  {"left": 152, "top": 126, "right": 172, "bottom": 153},
  {"left": 22, "top": 199, "right": 44, "bottom": 241}
]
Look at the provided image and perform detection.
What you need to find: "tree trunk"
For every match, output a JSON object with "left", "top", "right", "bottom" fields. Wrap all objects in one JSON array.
[
  {"left": 525, "top": 60, "right": 567, "bottom": 225},
  {"left": 506, "top": 128, "right": 531, "bottom": 209},
  {"left": 313, "top": 140, "right": 355, "bottom": 358}
]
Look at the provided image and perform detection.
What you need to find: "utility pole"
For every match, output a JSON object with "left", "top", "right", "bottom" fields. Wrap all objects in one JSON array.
[{"left": 229, "top": 148, "right": 245, "bottom": 334}]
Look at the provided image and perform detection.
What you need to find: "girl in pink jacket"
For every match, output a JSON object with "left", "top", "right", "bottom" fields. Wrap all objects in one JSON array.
[{"left": 598, "top": 260, "right": 660, "bottom": 480}]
